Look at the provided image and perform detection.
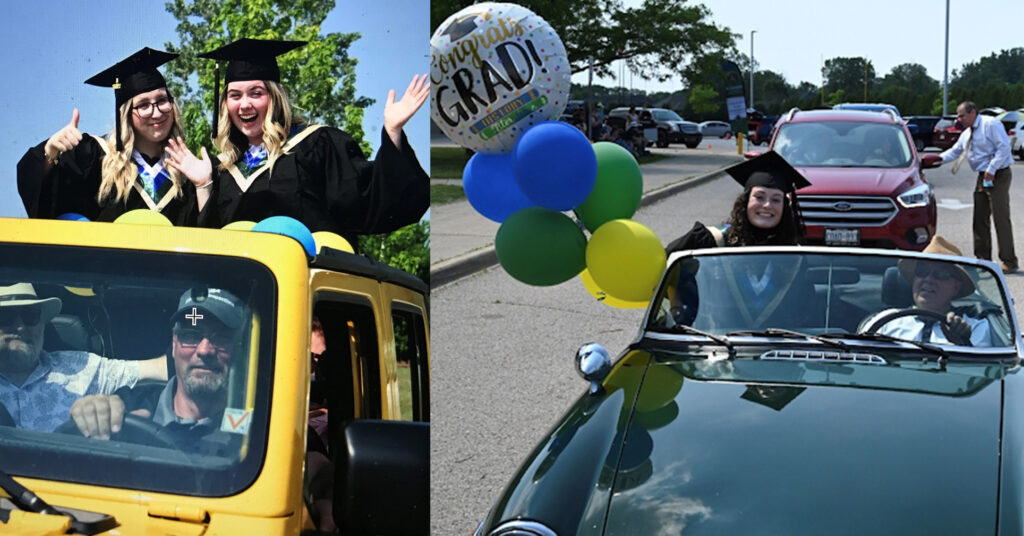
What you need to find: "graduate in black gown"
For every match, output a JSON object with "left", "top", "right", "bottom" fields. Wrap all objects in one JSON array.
[
  {"left": 666, "top": 151, "right": 810, "bottom": 253},
  {"left": 17, "top": 48, "right": 214, "bottom": 223},
  {"left": 195, "top": 39, "right": 429, "bottom": 244},
  {"left": 665, "top": 151, "right": 816, "bottom": 330}
]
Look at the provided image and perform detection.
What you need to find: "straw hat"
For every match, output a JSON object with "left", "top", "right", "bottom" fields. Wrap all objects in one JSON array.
[{"left": 897, "top": 236, "right": 975, "bottom": 299}]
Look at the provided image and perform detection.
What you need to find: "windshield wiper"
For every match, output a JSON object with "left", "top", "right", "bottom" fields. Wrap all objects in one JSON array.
[
  {"left": 819, "top": 332, "right": 949, "bottom": 361},
  {"left": 658, "top": 324, "right": 735, "bottom": 357},
  {"left": 0, "top": 467, "right": 63, "bottom": 517},
  {"left": 727, "top": 328, "right": 851, "bottom": 351}
]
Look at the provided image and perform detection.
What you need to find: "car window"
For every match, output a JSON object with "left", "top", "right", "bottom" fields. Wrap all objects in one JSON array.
[
  {"left": 653, "top": 110, "right": 683, "bottom": 121},
  {"left": 648, "top": 251, "right": 1014, "bottom": 350},
  {"left": 0, "top": 243, "right": 276, "bottom": 497},
  {"left": 774, "top": 121, "right": 912, "bottom": 168}
]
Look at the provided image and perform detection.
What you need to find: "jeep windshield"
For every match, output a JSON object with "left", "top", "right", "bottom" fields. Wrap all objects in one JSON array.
[
  {"left": 646, "top": 248, "right": 1018, "bottom": 358},
  {"left": 0, "top": 242, "right": 276, "bottom": 497},
  {"left": 774, "top": 121, "right": 913, "bottom": 168}
]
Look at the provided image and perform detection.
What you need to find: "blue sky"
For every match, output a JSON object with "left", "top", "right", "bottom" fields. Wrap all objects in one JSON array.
[
  {"left": 574, "top": 0, "right": 1024, "bottom": 100},
  {"left": 0, "top": 0, "right": 429, "bottom": 219}
]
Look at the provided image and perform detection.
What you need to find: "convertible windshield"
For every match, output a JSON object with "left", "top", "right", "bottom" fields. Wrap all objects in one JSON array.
[
  {"left": 0, "top": 242, "right": 275, "bottom": 497},
  {"left": 647, "top": 250, "right": 1015, "bottom": 350},
  {"left": 774, "top": 121, "right": 912, "bottom": 168}
]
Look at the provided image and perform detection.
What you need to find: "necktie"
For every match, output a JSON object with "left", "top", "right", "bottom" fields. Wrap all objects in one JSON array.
[
  {"left": 920, "top": 320, "right": 936, "bottom": 343},
  {"left": 951, "top": 125, "right": 974, "bottom": 174}
]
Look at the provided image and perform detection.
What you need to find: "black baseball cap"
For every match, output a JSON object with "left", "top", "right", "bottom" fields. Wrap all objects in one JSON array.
[{"left": 172, "top": 287, "right": 245, "bottom": 329}]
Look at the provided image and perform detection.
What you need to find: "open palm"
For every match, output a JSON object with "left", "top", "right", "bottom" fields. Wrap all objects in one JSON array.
[{"left": 384, "top": 74, "right": 430, "bottom": 145}]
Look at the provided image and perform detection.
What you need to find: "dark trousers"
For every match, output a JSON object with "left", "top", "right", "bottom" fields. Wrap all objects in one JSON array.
[{"left": 973, "top": 166, "right": 1017, "bottom": 267}]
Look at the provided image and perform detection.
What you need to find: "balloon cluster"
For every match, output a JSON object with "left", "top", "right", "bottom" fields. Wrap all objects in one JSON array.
[
  {"left": 59, "top": 210, "right": 352, "bottom": 258},
  {"left": 432, "top": 3, "right": 666, "bottom": 308}
]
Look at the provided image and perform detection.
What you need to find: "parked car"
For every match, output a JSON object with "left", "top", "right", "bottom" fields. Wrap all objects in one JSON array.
[
  {"left": 474, "top": 245, "right": 1021, "bottom": 535},
  {"left": 833, "top": 103, "right": 917, "bottom": 136},
  {"left": 607, "top": 107, "right": 703, "bottom": 148},
  {"left": 904, "top": 115, "right": 941, "bottom": 151},
  {"left": 699, "top": 120, "right": 731, "bottom": 138},
  {"left": 768, "top": 108, "right": 939, "bottom": 251},
  {"left": 932, "top": 115, "right": 962, "bottom": 151},
  {"left": 996, "top": 109, "right": 1024, "bottom": 160}
]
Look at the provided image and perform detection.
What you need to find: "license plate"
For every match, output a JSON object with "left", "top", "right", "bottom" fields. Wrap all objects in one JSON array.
[{"left": 825, "top": 228, "right": 860, "bottom": 246}]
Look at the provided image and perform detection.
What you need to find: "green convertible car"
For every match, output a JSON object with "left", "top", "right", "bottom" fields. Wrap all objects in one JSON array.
[{"left": 475, "top": 246, "right": 1024, "bottom": 535}]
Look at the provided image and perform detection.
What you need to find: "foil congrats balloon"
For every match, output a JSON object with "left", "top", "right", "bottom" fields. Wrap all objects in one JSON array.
[{"left": 430, "top": 3, "right": 571, "bottom": 153}]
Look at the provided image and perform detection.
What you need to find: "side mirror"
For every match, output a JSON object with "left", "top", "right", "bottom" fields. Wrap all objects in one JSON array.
[
  {"left": 743, "top": 151, "right": 762, "bottom": 160},
  {"left": 920, "top": 154, "right": 942, "bottom": 169},
  {"left": 334, "top": 420, "right": 429, "bottom": 536}
]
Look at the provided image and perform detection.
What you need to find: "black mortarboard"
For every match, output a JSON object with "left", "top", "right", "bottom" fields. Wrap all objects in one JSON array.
[
  {"left": 198, "top": 39, "right": 306, "bottom": 136},
  {"left": 740, "top": 385, "right": 805, "bottom": 411},
  {"left": 84, "top": 48, "right": 178, "bottom": 151},
  {"left": 725, "top": 150, "right": 811, "bottom": 194}
]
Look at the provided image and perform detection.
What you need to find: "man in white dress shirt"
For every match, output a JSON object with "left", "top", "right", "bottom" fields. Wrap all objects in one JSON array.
[
  {"left": 868, "top": 237, "right": 992, "bottom": 346},
  {"left": 939, "top": 101, "right": 1017, "bottom": 273}
]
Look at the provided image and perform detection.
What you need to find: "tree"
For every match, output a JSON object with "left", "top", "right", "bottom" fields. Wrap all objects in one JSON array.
[
  {"left": 359, "top": 220, "right": 430, "bottom": 284},
  {"left": 431, "top": 0, "right": 736, "bottom": 83},
  {"left": 953, "top": 48, "right": 1024, "bottom": 88},
  {"left": 688, "top": 84, "right": 719, "bottom": 115},
  {"left": 823, "top": 57, "right": 875, "bottom": 101},
  {"left": 879, "top": 63, "right": 938, "bottom": 95},
  {"left": 163, "top": 0, "right": 372, "bottom": 155}
]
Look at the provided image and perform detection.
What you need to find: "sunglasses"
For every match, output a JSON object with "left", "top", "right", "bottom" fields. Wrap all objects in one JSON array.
[
  {"left": 174, "top": 327, "right": 235, "bottom": 351},
  {"left": 0, "top": 307, "right": 42, "bottom": 327},
  {"left": 914, "top": 265, "right": 955, "bottom": 281}
]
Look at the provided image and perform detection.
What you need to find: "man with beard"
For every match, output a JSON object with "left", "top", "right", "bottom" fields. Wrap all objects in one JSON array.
[
  {"left": 69, "top": 287, "right": 245, "bottom": 452},
  {"left": 0, "top": 282, "right": 167, "bottom": 431}
]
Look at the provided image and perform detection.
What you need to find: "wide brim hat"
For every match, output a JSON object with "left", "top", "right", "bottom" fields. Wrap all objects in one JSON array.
[
  {"left": 0, "top": 283, "right": 62, "bottom": 323},
  {"left": 897, "top": 235, "right": 975, "bottom": 299}
]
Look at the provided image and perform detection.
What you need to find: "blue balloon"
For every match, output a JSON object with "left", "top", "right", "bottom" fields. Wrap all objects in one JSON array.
[
  {"left": 463, "top": 153, "right": 534, "bottom": 223},
  {"left": 57, "top": 213, "right": 90, "bottom": 221},
  {"left": 252, "top": 216, "right": 316, "bottom": 257},
  {"left": 512, "top": 121, "right": 597, "bottom": 211}
]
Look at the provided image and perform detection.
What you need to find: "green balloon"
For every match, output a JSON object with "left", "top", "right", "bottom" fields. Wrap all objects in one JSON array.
[
  {"left": 495, "top": 207, "right": 587, "bottom": 286},
  {"left": 575, "top": 142, "right": 643, "bottom": 232}
]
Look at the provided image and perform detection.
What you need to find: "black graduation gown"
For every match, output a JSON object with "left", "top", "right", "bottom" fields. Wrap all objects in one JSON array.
[
  {"left": 665, "top": 221, "right": 725, "bottom": 254},
  {"left": 17, "top": 135, "right": 197, "bottom": 224},
  {"left": 202, "top": 126, "right": 428, "bottom": 242}
]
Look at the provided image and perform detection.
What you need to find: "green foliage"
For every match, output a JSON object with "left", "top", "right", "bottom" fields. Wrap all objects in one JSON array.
[
  {"left": 358, "top": 220, "right": 430, "bottom": 284},
  {"left": 162, "top": 0, "right": 372, "bottom": 153},
  {"left": 688, "top": 84, "right": 719, "bottom": 115},
  {"left": 431, "top": 0, "right": 736, "bottom": 83},
  {"left": 952, "top": 48, "right": 1024, "bottom": 89},
  {"left": 823, "top": 57, "right": 874, "bottom": 100}
]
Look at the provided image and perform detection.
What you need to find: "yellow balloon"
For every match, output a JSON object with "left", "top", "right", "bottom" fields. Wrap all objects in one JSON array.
[
  {"left": 580, "top": 269, "right": 648, "bottom": 309},
  {"left": 312, "top": 231, "right": 354, "bottom": 254},
  {"left": 222, "top": 220, "right": 257, "bottom": 231},
  {"left": 634, "top": 364, "right": 684, "bottom": 413},
  {"left": 113, "top": 209, "right": 172, "bottom": 226},
  {"left": 64, "top": 286, "right": 95, "bottom": 297},
  {"left": 586, "top": 219, "right": 667, "bottom": 303}
]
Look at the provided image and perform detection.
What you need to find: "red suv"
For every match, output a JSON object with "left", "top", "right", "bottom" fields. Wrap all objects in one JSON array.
[{"left": 761, "top": 109, "right": 940, "bottom": 251}]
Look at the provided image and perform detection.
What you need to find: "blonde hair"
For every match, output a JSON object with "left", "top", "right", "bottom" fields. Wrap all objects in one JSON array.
[
  {"left": 214, "top": 80, "right": 305, "bottom": 171},
  {"left": 97, "top": 96, "right": 186, "bottom": 204}
]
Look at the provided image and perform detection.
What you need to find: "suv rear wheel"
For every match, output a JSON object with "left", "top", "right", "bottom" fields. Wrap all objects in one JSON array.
[
  {"left": 914, "top": 139, "right": 925, "bottom": 151},
  {"left": 656, "top": 130, "right": 669, "bottom": 148}
]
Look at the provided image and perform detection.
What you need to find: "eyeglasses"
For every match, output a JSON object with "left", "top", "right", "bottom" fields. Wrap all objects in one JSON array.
[
  {"left": 174, "top": 328, "right": 235, "bottom": 351},
  {"left": 0, "top": 307, "right": 42, "bottom": 327},
  {"left": 914, "top": 264, "right": 954, "bottom": 281},
  {"left": 132, "top": 97, "right": 173, "bottom": 117}
]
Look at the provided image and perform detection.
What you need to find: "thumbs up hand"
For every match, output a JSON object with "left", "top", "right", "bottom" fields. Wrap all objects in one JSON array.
[{"left": 44, "top": 109, "right": 83, "bottom": 164}]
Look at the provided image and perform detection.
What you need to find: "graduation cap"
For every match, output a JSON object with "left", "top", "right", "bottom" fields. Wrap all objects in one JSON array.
[
  {"left": 84, "top": 47, "right": 178, "bottom": 151},
  {"left": 198, "top": 39, "right": 306, "bottom": 136},
  {"left": 740, "top": 385, "right": 805, "bottom": 411},
  {"left": 724, "top": 150, "right": 812, "bottom": 234}
]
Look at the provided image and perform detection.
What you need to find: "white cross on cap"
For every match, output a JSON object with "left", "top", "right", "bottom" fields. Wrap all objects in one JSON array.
[{"left": 185, "top": 307, "right": 204, "bottom": 326}]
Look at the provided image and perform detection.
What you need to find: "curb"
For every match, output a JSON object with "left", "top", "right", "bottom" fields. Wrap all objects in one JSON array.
[{"left": 429, "top": 166, "right": 730, "bottom": 290}]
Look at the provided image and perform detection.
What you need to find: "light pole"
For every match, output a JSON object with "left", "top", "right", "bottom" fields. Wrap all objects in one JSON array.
[
  {"left": 750, "top": 30, "right": 756, "bottom": 111},
  {"left": 943, "top": 0, "right": 950, "bottom": 114}
]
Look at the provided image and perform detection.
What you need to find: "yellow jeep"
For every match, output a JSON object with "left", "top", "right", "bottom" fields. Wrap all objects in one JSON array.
[{"left": 0, "top": 218, "right": 429, "bottom": 535}]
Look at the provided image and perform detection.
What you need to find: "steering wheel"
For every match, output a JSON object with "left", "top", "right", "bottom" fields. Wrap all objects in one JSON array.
[
  {"left": 861, "top": 308, "right": 952, "bottom": 337},
  {"left": 55, "top": 414, "right": 181, "bottom": 450}
]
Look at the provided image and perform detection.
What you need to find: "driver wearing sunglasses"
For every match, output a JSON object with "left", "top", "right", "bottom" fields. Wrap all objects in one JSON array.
[
  {"left": 0, "top": 283, "right": 167, "bottom": 432},
  {"left": 870, "top": 237, "right": 993, "bottom": 347}
]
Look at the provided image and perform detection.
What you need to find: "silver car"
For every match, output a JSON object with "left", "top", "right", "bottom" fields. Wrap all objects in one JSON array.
[{"left": 699, "top": 120, "right": 731, "bottom": 138}]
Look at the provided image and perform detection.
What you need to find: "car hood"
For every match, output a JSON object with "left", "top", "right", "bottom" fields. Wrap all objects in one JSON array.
[
  {"left": 793, "top": 165, "right": 917, "bottom": 196},
  {"left": 484, "top": 346, "right": 1014, "bottom": 535}
]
